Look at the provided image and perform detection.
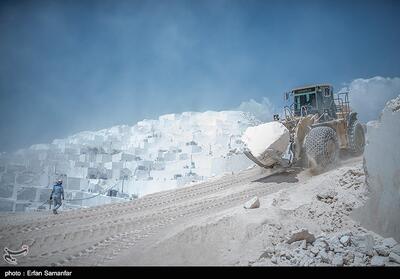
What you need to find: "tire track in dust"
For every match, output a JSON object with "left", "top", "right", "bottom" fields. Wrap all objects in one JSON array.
[
  {"left": 0, "top": 169, "right": 263, "bottom": 236},
  {"left": 49, "top": 181, "right": 292, "bottom": 266},
  {"left": 2, "top": 167, "right": 286, "bottom": 266}
]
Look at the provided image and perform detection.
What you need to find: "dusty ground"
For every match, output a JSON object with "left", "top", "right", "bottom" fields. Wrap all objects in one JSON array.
[{"left": 1, "top": 155, "right": 399, "bottom": 266}]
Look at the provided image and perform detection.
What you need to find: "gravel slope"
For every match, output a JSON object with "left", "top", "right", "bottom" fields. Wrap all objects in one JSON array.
[{"left": 1, "top": 155, "right": 398, "bottom": 266}]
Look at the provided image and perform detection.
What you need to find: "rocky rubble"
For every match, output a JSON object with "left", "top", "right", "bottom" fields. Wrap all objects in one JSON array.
[
  {"left": 250, "top": 161, "right": 399, "bottom": 267},
  {"left": 257, "top": 230, "right": 400, "bottom": 266},
  {"left": 316, "top": 190, "right": 338, "bottom": 204},
  {"left": 289, "top": 166, "right": 368, "bottom": 236}
]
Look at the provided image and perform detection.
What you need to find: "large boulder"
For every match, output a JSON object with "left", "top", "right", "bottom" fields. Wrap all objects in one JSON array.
[
  {"left": 353, "top": 95, "right": 400, "bottom": 242},
  {"left": 370, "top": 255, "right": 389, "bottom": 266},
  {"left": 382, "top": 237, "right": 397, "bottom": 248},
  {"left": 287, "top": 228, "right": 316, "bottom": 244},
  {"left": 0, "top": 199, "right": 14, "bottom": 211},
  {"left": 351, "top": 234, "right": 375, "bottom": 256},
  {"left": 244, "top": 196, "right": 260, "bottom": 209},
  {"left": 332, "top": 254, "right": 344, "bottom": 266},
  {"left": 392, "top": 244, "right": 400, "bottom": 256},
  {"left": 374, "top": 245, "right": 390, "bottom": 256},
  {"left": 339, "top": 235, "right": 351, "bottom": 247},
  {"left": 242, "top": 121, "right": 290, "bottom": 167},
  {"left": 16, "top": 187, "right": 37, "bottom": 201},
  {"left": 0, "top": 184, "right": 14, "bottom": 198},
  {"left": 389, "top": 252, "right": 400, "bottom": 264}
]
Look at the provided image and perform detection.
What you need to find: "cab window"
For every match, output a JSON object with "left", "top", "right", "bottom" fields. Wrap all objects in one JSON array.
[
  {"left": 295, "top": 93, "right": 316, "bottom": 110},
  {"left": 324, "top": 87, "right": 331, "bottom": 97}
]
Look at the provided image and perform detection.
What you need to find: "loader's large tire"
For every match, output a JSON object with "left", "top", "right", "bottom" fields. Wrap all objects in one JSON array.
[
  {"left": 304, "top": 126, "right": 339, "bottom": 170},
  {"left": 348, "top": 120, "right": 365, "bottom": 156}
]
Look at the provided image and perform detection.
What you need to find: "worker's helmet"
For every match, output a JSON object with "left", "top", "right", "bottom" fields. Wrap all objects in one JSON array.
[{"left": 57, "top": 179, "right": 63, "bottom": 185}]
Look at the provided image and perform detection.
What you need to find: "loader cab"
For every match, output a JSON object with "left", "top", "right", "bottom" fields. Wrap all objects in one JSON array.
[{"left": 289, "top": 84, "right": 337, "bottom": 120}]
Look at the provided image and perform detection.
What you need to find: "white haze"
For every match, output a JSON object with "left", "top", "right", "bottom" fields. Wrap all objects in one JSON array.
[
  {"left": 237, "top": 76, "right": 400, "bottom": 124},
  {"left": 236, "top": 97, "right": 276, "bottom": 122},
  {"left": 340, "top": 76, "right": 400, "bottom": 122}
]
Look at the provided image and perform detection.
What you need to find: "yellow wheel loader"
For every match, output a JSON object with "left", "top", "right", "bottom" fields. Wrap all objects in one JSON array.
[{"left": 244, "top": 84, "right": 365, "bottom": 171}]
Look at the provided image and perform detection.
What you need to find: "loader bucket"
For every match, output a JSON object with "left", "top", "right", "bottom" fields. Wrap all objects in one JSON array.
[{"left": 243, "top": 150, "right": 275, "bottom": 169}]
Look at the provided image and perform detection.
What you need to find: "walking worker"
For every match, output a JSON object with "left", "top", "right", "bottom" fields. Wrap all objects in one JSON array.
[{"left": 50, "top": 179, "right": 64, "bottom": 214}]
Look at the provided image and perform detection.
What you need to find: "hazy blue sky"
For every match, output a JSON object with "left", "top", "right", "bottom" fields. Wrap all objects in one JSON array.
[{"left": 0, "top": 0, "right": 399, "bottom": 152}]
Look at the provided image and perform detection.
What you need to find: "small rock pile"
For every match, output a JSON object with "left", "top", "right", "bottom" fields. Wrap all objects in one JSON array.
[
  {"left": 292, "top": 166, "right": 368, "bottom": 234},
  {"left": 316, "top": 190, "right": 338, "bottom": 204},
  {"left": 257, "top": 228, "right": 400, "bottom": 266},
  {"left": 338, "top": 168, "right": 364, "bottom": 190}
]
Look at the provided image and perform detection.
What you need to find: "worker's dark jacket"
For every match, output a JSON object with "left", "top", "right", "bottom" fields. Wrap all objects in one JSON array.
[{"left": 50, "top": 184, "right": 64, "bottom": 200}]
